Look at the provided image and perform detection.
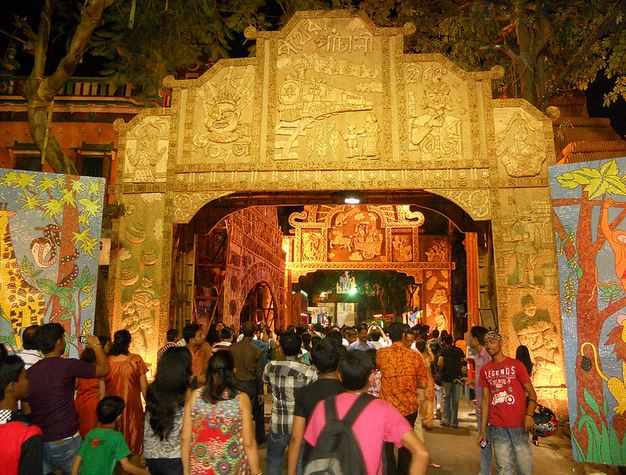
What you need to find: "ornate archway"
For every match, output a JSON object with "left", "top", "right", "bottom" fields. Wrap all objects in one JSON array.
[{"left": 111, "top": 10, "right": 564, "bottom": 408}]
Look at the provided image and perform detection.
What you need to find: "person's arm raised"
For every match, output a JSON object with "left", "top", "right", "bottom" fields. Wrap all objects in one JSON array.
[{"left": 86, "top": 335, "right": 108, "bottom": 377}]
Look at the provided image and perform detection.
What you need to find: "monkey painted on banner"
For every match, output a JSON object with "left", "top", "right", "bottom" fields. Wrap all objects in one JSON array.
[{"left": 601, "top": 199, "right": 626, "bottom": 291}]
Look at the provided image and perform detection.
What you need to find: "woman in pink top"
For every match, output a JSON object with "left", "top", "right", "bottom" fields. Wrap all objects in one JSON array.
[{"left": 304, "top": 350, "right": 430, "bottom": 475}]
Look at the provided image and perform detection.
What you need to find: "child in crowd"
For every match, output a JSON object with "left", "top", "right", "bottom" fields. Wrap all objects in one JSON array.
[
  {"left": 0, "top": 354, "right": 43, "bottom": 475},
  {"left": 71, "top": 396, "right": 148, "bottom": 475}
]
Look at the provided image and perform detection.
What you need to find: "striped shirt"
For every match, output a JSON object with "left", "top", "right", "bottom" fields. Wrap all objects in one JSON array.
[{"left": 263, "top": 357, "right": 317, "bottom": 434}]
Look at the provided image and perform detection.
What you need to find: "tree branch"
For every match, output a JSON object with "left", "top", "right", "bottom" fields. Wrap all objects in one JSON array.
[
  {"left": 553, "top": 0, "right": 626, "bottom": 91},
  {"left": 30, "top": 0, "right": 53, "bottom": 79},
  {"left": 14, "top": 17, "right": 38, "bottom": 45},
  {"left": 41, "top": 0, "right": 115, "bottom": 100}
]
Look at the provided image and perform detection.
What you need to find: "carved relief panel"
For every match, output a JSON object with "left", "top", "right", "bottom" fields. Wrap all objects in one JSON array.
[
  {"left": 187, "top": 64, "right": 256, "bottom": 165},
  {"left": 122, "top": 116, "right": 169, "bottom": 182},
  {"left": 421, "top": 235, "right": 452, "bottom": 333},
  {"left": 267, "top": 16, "right": 387, "bottom": 163},
  {"left": 493, "top": 104, "right": 553, "bottom": 180},
  {"left": 402, "top": 60, "right": 471, "bottom": 165}
]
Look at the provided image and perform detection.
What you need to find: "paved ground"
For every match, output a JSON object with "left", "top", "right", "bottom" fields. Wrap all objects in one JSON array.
[{"left": 259, "top": 398, "right": 621, "bottom": 474}]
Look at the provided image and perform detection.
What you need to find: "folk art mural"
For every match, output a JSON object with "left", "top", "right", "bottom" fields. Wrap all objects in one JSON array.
[
  {"left": 549, "top": 156, "right": 626, "bottom": 464},
  {"left": 0, "top": 170, "right": 105, "bottom": 357}
]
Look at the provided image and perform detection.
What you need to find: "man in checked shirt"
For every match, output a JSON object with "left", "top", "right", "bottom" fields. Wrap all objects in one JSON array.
[{"left": 263, "top": 331, "right": 317, "bottom": 474}]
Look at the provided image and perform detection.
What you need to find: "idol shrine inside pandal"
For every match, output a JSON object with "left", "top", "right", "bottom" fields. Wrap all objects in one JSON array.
[{"left": 1, "top": 6, "right": 626, "bottom": 474}]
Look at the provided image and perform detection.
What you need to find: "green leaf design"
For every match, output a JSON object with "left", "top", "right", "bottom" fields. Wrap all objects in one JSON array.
[
  {"left": 600, "top": 160, "right": 619, "bottom": 177},
  {"left": 36, "top": 278, "right": 58, "bottom": 295},
  {"left": 556, "top": 168, "right": 602, "bottom": 188},
  {"left": 584, "top": 388, "right": 601, "bottom": 416},
  {"left": 58, "top": 311, "right": 71, "bottom": 321}
]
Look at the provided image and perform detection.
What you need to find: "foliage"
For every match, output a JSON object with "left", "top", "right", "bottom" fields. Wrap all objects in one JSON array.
[
  {"left": 359, "top": 0, "right": 626, "bottom": 109},
  {"left": 571, "top": 388, "right": 626, "bottom": 464},
  {"left": 556, "top": 160, "right": 626, "bottom": 199}
]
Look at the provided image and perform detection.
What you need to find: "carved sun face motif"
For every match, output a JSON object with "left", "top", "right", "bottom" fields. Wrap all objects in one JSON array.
[{"left": 206, "top": 101, "right": 239, "bottom": 134}]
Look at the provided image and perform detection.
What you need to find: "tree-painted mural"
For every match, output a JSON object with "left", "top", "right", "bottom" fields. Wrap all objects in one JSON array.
[
  {"left": 549, "top": 157, "right": 626, "bottom": 463},
  {"left": 0, "top": 170, "right": 105, "bottom": 357}
]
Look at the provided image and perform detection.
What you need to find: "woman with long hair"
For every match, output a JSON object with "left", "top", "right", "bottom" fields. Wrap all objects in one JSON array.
[
  {"left": 75, "top": 347, "right": 105, "bottom": 438},
  {"left": 515, "top": 344, "right": 534, "bottom": 377},
  {"left": 181, "top": 350, "right": 261, "bottom": 475},
  {"left": 105, "top": 329, "right": 149, "bottom": 457},
  {"left": 144, "top": 346, "right": 192, "bottom": 475}
]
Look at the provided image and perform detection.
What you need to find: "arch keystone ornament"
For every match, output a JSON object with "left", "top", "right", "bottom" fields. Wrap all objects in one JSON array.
[{"left": 112, "top": 9, "right": 565, "bottom": 410}]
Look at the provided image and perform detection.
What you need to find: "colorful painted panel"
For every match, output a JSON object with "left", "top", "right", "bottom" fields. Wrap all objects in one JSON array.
[
  {"left": 549, "top": 157, "right": 626, "bottom": 464},
  {"left": 0, "top": 170, "right": 105, "bottom": 357}
]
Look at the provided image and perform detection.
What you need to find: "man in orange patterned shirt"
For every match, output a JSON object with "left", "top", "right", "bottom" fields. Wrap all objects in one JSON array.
[{"left": 377, "top": 323, "right": 428, "bottom": 475}]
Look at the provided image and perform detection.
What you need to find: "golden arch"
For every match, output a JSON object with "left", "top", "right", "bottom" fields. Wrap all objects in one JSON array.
[{"left": 111, "top": 10, "right": 564, "bottom": 406}]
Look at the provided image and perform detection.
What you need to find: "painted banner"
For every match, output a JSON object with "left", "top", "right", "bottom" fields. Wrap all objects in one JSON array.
[
  {"left": 549, "top": 157, "right": 626, "bottom": 464},
  {"left": 0, "top": 170, "right": 105, "bottom": 357}
]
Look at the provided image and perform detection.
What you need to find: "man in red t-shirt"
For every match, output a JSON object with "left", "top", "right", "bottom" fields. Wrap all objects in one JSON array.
[{"left": 477, "top": 331, "right": 537, "bottom": 475}]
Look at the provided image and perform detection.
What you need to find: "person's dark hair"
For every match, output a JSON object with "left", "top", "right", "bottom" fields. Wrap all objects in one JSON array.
[
  {"left": 97, "top": 396, "right": 125, "bottom": 424},
  {"left": 370, "top": 330, "right": 382, "bottom": 342},
  {"left": 415, "top": 340, "right": 427, "bottom": 352},
  {"left": 357, "top": 323, "right": 369, "bottom": 332},
  {"left": 302, "top": 333, "right": 312, "bottom": 352},
  {"left": 388, "top": 323, "right": 405, "bottom": 342},
  {"left": 280, "top": 332, "right": 302, "bottom": 356},
  {"left": 98, "top": 335, "right": 110, "bottom": 350},
  {"left": 440, "top": 330, "right": 449, "bottom": 339},
  {"left": 166, "top": 329, "right": 179, "bottom": 342},
  {"left": 206, "top": 324, "right": 220, "bottom": 345},
  {"left": 311, "top": 338, "right": 340, "bottom": 374},
  {"left": 38, "top": 323, "right": 65, "bottom": 354},
  {"left": 0, "top": 344, "right": 7, "bottom": 359},
  {"left": 470, "top": 326, "right": 489, "bottom": 346},
  {"left": 0, "top": 355, "right": 25, "bottom": 400},
  {"left": 202, "top": 350, "right": 236, "bottom": 404},
  {"left": 147, "top": 346, "right": 192, "bottom": 440},
  {"left": 339, "top": 350, "right": 373, "bottom": 391},
  {"left": 442, "top": 334, "right": 453, "bottom": 345},
  {"left": 183, "top": 323, "right": 201, "bottom": 344},
  {"left": 515, "top": 345, "right": 534, "bottom": 376},
  {"left": 431, "top": 329, "right": 440, "bottom": 339},
  {"left": 220, "top": 327, "right": 234, "bottom": 340},
  {"left": 296, "top": 324, "right": 308, "bottom": 336},
  {"left": 21, "top": 325, "right": 40, "bottom": 351},
  {"left": 311, "top": 335, "right": 322, "bottom": 354},
  {"left": 109, "top": 329, "right": 131, "bottom": 356},
  {"left": 80, "top": 347, "right": 96, "bottom": 364},
  {"left": 325, "top": 329, "right": 343, "bottom": 348},
  {"left": 366, "top": 347, "right": 377, "bottom": 368},
  {"left": 241, "top": 322, "right": 255, "bottom": 338}
]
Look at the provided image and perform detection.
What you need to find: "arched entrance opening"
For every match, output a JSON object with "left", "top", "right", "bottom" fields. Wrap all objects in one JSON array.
[{"left": 166, "top": 189, "right": 492, "bottom": 343}]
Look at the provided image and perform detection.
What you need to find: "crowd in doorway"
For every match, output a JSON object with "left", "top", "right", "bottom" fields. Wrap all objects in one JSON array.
[{"left": 0, "top": 319, "right": 538, "bottom": 475}]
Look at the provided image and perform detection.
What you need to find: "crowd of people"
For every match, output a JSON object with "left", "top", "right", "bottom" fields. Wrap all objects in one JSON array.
[{"left": 0, "top": 319, "right": 538, "bottom": 475}]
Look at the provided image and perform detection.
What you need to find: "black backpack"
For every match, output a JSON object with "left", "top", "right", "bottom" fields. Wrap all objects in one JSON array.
[{"left": 303, "top": 393, "right": 375, "bottom": 475}]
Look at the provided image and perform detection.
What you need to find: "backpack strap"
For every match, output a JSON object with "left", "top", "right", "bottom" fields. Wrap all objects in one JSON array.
[{"left": 339, "top": 393, "right": 376, "bottom": 428}]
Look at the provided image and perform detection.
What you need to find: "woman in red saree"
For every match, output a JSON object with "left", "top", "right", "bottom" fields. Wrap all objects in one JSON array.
[{"left": 105, "top": 329, "right": 148, "bottom": 455}]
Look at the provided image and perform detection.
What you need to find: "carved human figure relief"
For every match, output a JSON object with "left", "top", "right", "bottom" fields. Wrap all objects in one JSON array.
[
  {"left": 192, "top": 66, "right": 253, "bottom": 163},
  {"left": 407, "top": 66, "right": 462, "bottom": 161},
  {"left": 496, "top": 113, "right": 545, "bottom": 177},
  {"left": 125, "top": 119, "right": 169, "bottom": 183}
]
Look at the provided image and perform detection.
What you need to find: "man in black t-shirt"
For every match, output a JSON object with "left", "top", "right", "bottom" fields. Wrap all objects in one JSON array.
[
  {"left": 437, "top": 335, "right": 466, "bottom": 428},
  {"left": 287, "top": 338, "right": 344, "bottom": 475}
]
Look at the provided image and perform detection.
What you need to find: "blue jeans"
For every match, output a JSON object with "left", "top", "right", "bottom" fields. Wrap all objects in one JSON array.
[
  {"left": 43, "top": 434, "right": 82, "bottom": 474},
  {"left": 441, "top": 381, "right": 462, "bottom": 427},
  {"left": 476, "top": 416, "right": 493, "bottom": 475},
  {"left": 491, "top": 426, "right": 533, "bottom": 475},
  {"left": 267, "top": 430, "right": 291, "bottom": 475}
]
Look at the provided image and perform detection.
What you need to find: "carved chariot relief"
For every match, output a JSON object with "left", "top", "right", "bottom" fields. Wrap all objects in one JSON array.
[
  {"left": 123, "top": 118, "right": 169, "bottom": 182},
  {"left": 404, "top": 64, "right": 467, "bottom": 162},
  {"left": 271, "top": 17, "right": 385, "bottom": 162},
  {"left": 494, "top": 108, "right": 547, "bottom": 178},
  {"left": 190, "top": 66, "right": 255, "bottom": 164}
]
